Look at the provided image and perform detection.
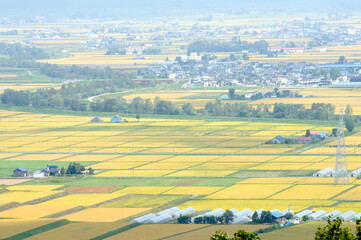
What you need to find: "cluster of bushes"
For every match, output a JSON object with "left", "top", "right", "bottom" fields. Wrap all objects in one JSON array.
[
  {"left": 59, "top": 162, "right": 94, "bottom": 176},
  {"left": 251, "top": 211, "right": 274, "bottom": 224}
]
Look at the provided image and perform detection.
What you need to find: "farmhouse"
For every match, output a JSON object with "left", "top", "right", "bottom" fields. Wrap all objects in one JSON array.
[
  {"left": 311, "top": 132, "right": 329, "bottom": 139},
  {"left": 32, "top": 169, "right": 49, "bottom": 178},
  {"left": 111, "top": 115, "right": 122, "bottom": 123},
  {"left": 90, "top": 117, "right": 104, "bottom": 123},
  {"left": 13, "top": 167, "right": 28, "bottom": 177},
  {"left": 296, "top": 137, "right": 312, "bottom": 144},
  {"left": 270, "top": 135, "right": 286, "bottom": 144},
  {"left": 47, "top": 165, "right": 59, "bottom": 175}
]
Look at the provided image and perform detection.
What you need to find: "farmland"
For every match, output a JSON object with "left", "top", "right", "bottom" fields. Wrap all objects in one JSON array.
[
  {"left": 0, "top": 107, "right": 358, "bottom": 231},
  {"left": 1, "top": 3, "right": 361, "bottom": 239}
]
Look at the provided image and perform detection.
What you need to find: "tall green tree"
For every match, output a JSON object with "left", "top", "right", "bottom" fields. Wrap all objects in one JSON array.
[
  {"left": 228, "top": 88, "right": 235, "bottom": 99},
  {"left": 338, "top": 56, "right": 346, "bottom": 64},
  {"left": 315, "top": 218, "right": 361, "bottom": 240},
  {"left": 346, "top": 117, "right": 356, "bottom": 132}
]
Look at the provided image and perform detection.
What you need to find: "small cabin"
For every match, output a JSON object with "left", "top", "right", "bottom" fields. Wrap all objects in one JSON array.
[
  {"left": 90, "top": 117, "right": 104, "bottom": 123},
  {"left": 111, "top": 115, "right": 122, "bottom": 123}
]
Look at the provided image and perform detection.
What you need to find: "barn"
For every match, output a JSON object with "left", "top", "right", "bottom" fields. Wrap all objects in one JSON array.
[
  {"left": 90, "top": 117, "right": 104, "bottom": 123},
  {"left": 13, "top": 168, "right": 28, "bottom": 177}
]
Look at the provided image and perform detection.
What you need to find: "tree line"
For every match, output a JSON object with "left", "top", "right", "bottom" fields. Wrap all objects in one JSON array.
[
  {"left": 0, "top": 42, "right": 137, "bottom": 87},
  {"left": 0, "top": 75, "right": 135, "bottom": 111},
  {"left": 1, "top": 89, "right": 356, "bottom": 123}
]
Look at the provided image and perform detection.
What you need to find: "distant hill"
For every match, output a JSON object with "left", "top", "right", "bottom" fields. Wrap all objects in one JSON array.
[{"left": 1, "top": 0, "right": 360, "bottom": 18}]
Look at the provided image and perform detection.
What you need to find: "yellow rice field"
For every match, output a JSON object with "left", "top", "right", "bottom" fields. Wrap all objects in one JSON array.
[
  {"left": 206, "top": 184, "right": 291, "bottom": 200},
  {"left": 270, "top": 185, "right": 352, "bottom": 200},
  {"left": 63, "top": 208, "right": 150, "bottom": 222}
]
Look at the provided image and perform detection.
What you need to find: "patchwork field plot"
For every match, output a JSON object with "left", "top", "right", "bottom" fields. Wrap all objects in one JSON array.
[
  {"left": 103, "top": 224, "right": 206, "bottom": 240},
  {"left": 206, "top": 184, "right": 291, "bottom": 199},
  {"left": 27, "top": 222, "right": 130, "bottom": 240},
  {"left": 63, "top": 208, "right": 150, "bottom": 222},
  {"left": 270, "top": 185, "right": 352, "bottom": 200},
  {"left": 0, "top": 204, "right": 77, "bottom": 219},
  {"left": 0, "top": 219, "right": 57, "bottom": 239}
]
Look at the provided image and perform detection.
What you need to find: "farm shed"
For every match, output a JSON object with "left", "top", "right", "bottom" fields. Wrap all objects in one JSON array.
[
  {"left": 330, "top": 168, "right": 348, "bottom": 177},
  {"left": 172, "top": 207, "right": 196, "bottom": 218},
  {"left": 313, "top": 168, "right": 334, "bottom": 177},
  {"left": 111, "top": 115, "right": 122, "bottom": 123},
  {"left": 281, "top": 209, "right": 294, "bottom": 215},
  {"left": 12, "top": 168, "right": 28, "bottom": 177},
  {"left": 231, "top": 216, "right": 249, "bottom": 224},
  {"left": 228, "top": 209, "right": 239, "bottom": 215},
  {"left": 255, "top": 208, "right": 266, "bottom": 215},
  {"left": 131, "top": 213, "right": 156, "bottom": 223},
  {"left": 32, "top": 169, "right": 49, "bottom": 178},
  {"left": 321, "top": 210, "right": 341, "bottom": 221},
  {"left": 309, "top": 210, "right": 327, "bottom": 221},
  {"left": 338, "top": 211, "right": 356, "bottom": 221},
  {"left": 270, "top": 209, "right": 285, "bottom": 220},
  {"left": 237, "top": 208, "right": 253, "bottom": 218},
  {"left": 351, "top": 212, "right": 361, "bottom": 221},
  {"left": 149, "top": 214, "right": 172, "bottom": 224},
  {"left": 90, "top": 117, "right": 104, "bottom": 123},
  {"left": 156, "top": 207, "right": 180, "bottom": 216},
  {"left": 294, "top": 209, "right": 312, "bottom": 220},
  {"left": 204, "top": 208, "right": 225, "bottom": 217},
  {"left": 349, "top": 167, "right": 361, "bottom": 177}
]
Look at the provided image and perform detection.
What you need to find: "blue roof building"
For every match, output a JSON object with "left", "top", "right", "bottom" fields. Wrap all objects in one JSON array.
[
  {"left": 111, "top": 115, "right": 122, "bottom": 123},
  {"left": 271, "top": 210, "right": 285, "bottom": 219}
]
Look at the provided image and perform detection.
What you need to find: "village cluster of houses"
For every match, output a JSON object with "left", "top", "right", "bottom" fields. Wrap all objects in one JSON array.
[
  {"left": 270, "top": 132, "right": 329, "bottom": 145},
  {"left": 12, "top": 165, "right": 59, "bottom": 178},
  {"left": 145, "top": 57, "right": 361, "bottom": 89}
]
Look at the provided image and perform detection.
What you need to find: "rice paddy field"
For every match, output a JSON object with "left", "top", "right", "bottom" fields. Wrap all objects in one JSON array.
[{"left": 0, "top": 107, "right": 358, "bottom": 238}]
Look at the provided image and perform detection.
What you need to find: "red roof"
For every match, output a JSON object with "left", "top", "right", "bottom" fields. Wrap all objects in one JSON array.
[{"left": 297, "top": 137, "right": 312, "bottom": 141}]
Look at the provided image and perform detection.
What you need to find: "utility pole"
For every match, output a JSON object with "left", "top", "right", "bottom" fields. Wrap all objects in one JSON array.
[{"left": 335, "top": 107, "right": 348, "bottom": 185}]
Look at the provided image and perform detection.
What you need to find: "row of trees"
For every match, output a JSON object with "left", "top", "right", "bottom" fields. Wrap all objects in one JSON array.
[
  {"left": 1, "top": 88, "right": 357, "bottom": 124},
  {"left": 187, "top": 40, "right": 269, "bottom": 54},
  {"left": 178, "top": 210, "right": 235, "bottom": 225},
  {"left": 0, "top": 43, "right": 137, "bottom": 86}
]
